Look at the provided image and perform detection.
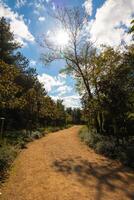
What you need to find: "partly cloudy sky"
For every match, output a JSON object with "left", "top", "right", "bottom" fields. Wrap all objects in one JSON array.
[{"left": 0, "top": 0, "right": 134, "bottom": 107}]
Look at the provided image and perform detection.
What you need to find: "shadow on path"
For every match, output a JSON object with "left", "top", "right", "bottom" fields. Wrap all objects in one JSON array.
[{"left": 52, "top": 157, "right": 134, "bottom": 200}]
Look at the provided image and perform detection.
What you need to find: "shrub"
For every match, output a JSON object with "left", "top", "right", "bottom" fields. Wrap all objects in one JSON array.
[
  {"left": 44, "top": 126, "right": 62, "bottom": 133},
  {"left": 79, "top": 126, "right": 89, "bottom": 142},
  {"left": 36, "top": 127, "right": 45, "bottom": 133},
  {"left": 87, "top": 131, "right": 104, "bottom": 148},
  {"left": 95, "top": 140, "right": 115, "bottom": 157},
  {"left": 117, "top": 146, "right": 134, "bottom": 167},
  {"left": 31, "top": 131, "right": 41, "bottom": 139},
  {"left": 79, "top": 126, "right": 104, "bottom": 148},
  {"left": 16, "top": 138, "right": 27, "bottom": 149},
  {"left": 79, "top": 126, "right": 134, "bottom": 168},
  {"left": 0, "top": 143, "right": 18, "bottom": 175}
]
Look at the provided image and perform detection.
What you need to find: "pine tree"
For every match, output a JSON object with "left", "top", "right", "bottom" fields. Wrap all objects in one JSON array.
[{"left": 0, "top": 17, "right": 20, "bottom": 64}]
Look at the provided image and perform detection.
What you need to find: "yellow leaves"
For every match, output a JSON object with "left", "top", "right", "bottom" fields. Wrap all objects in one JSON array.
[
  {"left": 0, "top": 60, "right": 21, "bottom": 109},
  {"left": 0, "top": 60, "right": 67, "bottom": 124}
]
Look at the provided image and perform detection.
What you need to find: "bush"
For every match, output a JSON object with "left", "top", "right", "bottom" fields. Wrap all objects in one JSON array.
[
  {"left": 79, "top": 126, "right": 134, "bottom": 168},
  {"left": 95, "top": 140, "right": 115, "bottom": 157},
  {"left": 117, "top": 146, "right": 134, "bottom": 167},
  {"left": 36, "top": 127, "right": 46, "bottom": 133},
  {"left": 31, "top": 131, "right": 43, "bottom": 139},
  {"left": 66, "top": 124, "right": 72, "bottom": 129},
  {"left": 87, "top": 131, "right": 104, "bottom": 148},
  {"left": 79, "top": 126, "right": 89, "bottom": 142},
  {"left": 16, "top": 138, "right": 27, "bottom": 149},
  {"left": 0, "top": 143, "right": 18, "bottom": 175},
  {"left": 5, "top": 129, "right": 46, "bottom": 148},
  {"left": 44, "top": 126, "right": 63, "bottom": 133},
  {"left": 79, "top": 126, "right": 104, "bottom": 148}
]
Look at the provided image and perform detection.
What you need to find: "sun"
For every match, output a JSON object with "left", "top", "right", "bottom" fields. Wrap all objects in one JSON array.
[
  {"left": 55, "top": 29, "right": 69, "bottom": 48},
  {"left": 46, "top": 28, "right": 70, "bottom": 49}
]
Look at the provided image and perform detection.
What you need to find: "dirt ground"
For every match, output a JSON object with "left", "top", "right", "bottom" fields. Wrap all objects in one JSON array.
[{"left": 1, "top": 126, "right": 134, "bottom": 200}]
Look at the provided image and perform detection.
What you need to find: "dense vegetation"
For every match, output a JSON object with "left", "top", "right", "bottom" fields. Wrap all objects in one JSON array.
[
  {"left": 79, "top": 22, "right": 134, "bottom": 167},
  {"left": 0, "top": 8, "right": 134, "bottom": 182},
  {"left": 42, "top": 8, "right": 134, "bottom": 167},
  {"left": 0, "top": 17, "right": 83, "bottom": 181}
]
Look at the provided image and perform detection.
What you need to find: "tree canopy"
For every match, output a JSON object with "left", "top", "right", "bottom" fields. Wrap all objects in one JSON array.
[
  {"left": 0, "top": 17, "right": 83, "bottom": 131},
  {"left": 42, "top": 7, "right": 134, "bottom": 145}
]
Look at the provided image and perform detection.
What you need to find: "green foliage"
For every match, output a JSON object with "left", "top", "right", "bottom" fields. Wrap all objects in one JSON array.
[
  {"left": 79, "top": 126, "right": 104, "bottom": 147},
  {"left": 31, "top": 131, "right": 42, "bottom": 139},
  {"left": 0, "top": 143, "right": 17, "bottom": 176},
  {"left": 81, "top": 45, "right": 134, "bottom": 143},
  {"left": 79, "top": 126, "right": 90, "bottom": 143},
  {"left": 79, "top": 127, "right": 134, "bottom": 168},
  {"left": 41, "top": 7, "right": 134, "bottom": 145},
  {"left": 66, "top": 107, "right": 84, "bottom": 125},
  {"left": 95, "top": 141, "right": 115, "bottom": 157},
  {"left": 117, "top": 146, "right": 134, "bottom": 167},
  {"left": 0, "top": 17, "right": 20, "bottom": 65}
]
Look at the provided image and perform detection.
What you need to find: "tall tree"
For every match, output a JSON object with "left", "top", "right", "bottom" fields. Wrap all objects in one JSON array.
[
  {"left": 42, "top": 8, "right": 94, "bottom": 100},
  {"left": 0, "top": 17, "right": 20, "bottom": 64},
  {"left": 41, "top": 8, "right": 101, "bottom": 130},
  {"left": 0, "top": 17, "right": 29, "bottom": 70}
]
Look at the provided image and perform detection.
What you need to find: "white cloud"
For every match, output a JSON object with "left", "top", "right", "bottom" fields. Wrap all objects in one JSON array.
[
  {"left": 90, "top": 0, "right": 134, "bottom": 47},
  {"left": 38, "top": 73, "right": 81, "bottom": 108},
  {"left": 38, "top": 73, "right": 65, "bottom": 92},
  {"left": 16, "top": 0, "right": 26, "bottom": 8},
  {"left": 51, "top": 95, "right": 81, "bottom": 108},
  {"left": 0, "top": 2, "right": 34, "bottom": 46},
  {"left": 38, "top": 16, "right": 45, "bottom": 22},
  {"left": 83, "top": 0, "right": 93, "bottom": 16},
  {"left": 30, "top": 60, "right": 36, "bottom": 66},
  {"left": 62, "top": 95, "right": 81, "bottom": 108},
  {"left": 56, "top": 85, "right": 72, "bottom": 96}
]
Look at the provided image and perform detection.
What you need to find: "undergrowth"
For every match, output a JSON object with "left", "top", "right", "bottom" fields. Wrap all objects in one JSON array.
[{"left": 79, "top": 126, "right": 134, "bottom": 168}]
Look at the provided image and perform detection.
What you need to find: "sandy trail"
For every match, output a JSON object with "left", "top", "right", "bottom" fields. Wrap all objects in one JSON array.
[{"left": 1, "top": 126, "right": 134, "bottom": 200}]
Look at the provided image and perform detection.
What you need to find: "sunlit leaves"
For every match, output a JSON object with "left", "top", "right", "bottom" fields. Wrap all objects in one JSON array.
[{"left": 0, "top": 60, "right": 21, "bottom": 109}]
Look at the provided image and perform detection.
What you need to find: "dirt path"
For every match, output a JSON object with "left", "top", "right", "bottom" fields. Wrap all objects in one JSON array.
[{"left": 1, "top": 126, "right": 134, "bottom": 200}]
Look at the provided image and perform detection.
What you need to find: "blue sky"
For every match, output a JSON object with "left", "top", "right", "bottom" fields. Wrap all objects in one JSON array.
[{"left": 0, "top": 0, "right": 134, "bottom": 107}]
